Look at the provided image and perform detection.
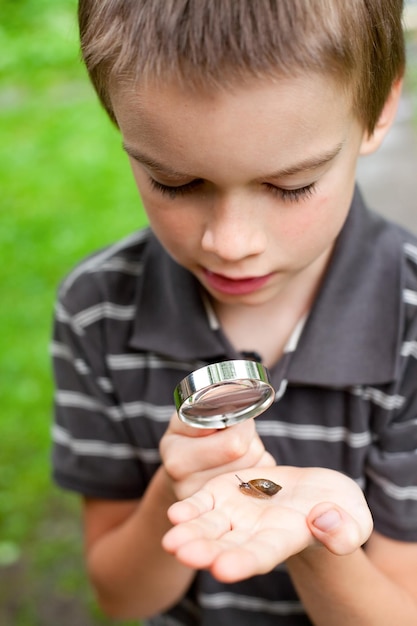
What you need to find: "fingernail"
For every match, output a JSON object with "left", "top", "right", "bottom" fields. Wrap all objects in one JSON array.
[{"left": 313, "top": 509, "right": 341, "bottom": 532}]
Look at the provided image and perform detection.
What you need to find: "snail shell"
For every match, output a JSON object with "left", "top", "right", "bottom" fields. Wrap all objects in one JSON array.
[{"left": 235, "top": 475, "right": 282, "bottom": 499}]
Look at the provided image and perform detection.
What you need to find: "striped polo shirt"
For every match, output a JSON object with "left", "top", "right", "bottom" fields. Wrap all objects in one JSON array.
[{"left": 51, "top": 188, "right": 417, "bottom": 626}]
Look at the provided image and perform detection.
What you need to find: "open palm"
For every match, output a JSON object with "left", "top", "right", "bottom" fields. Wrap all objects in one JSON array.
[{"left": 162, "top": 466, "right": 373, "bottom": 583}]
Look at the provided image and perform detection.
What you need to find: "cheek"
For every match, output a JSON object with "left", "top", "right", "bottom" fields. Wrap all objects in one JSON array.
[
  {"left": 140, "top": 191, "right": 200, "bottom": 256},
  {"left": 279, "top": 193, "right": 349, "bottom": 257},
  {"left": 128, "top": 165, "right": 184, "bottom": 237}
]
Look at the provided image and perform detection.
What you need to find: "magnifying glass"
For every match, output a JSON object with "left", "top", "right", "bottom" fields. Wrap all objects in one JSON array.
[{"left": 174, "top": 359, "right": 275, "bottom": 429}]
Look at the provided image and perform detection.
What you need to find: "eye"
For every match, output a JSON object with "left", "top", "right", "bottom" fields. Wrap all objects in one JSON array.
[
  {"left": 264, "top": 182, "right": 317, "bottom": 202},
  {"left": 148, "top": 177, "right": 204, "bottom": 199}
]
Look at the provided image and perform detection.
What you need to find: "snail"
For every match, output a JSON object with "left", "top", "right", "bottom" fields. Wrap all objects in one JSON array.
[{"left": 235, "top": 474, "right": 282, "bottom": 499}]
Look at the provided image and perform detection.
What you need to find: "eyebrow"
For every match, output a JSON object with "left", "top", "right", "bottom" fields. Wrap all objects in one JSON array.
[
  {"left": 123, "top": 141, "right": 345, "bottom": 181},
  {"left": 122, "top": 144, "right": 189, "bottom": 178},
  {"left": 260, "top": 142, "right": 345, "bottom": 179}
]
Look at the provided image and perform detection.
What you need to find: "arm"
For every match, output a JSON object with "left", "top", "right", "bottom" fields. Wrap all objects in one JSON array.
[
  {"left": 163, "top": 466, "right": 417, "bottom": 625},
  {"left": 83, "top": 414, "right": 274, "bottom": 619},
  {"left": 83, "top": 466, "right": 194, "bottom": 620},
  {"left": 286, "top": 531, "right": 417, "bottom": 626}
]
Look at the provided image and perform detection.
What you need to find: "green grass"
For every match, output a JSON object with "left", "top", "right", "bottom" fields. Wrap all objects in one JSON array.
[{"left": 1, "top": 1, "right": 145, "bottom": 623}]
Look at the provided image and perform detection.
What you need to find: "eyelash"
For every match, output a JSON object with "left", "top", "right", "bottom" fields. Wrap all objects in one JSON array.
[
  {"left": 263, "top": 182, "right": 316, "bottom": 202},
  {"left": 149, "top": 178, "right": 203, "bottom": 198},
  {"left": 148, "top": 177, "right": 317, "bottom": 202}
]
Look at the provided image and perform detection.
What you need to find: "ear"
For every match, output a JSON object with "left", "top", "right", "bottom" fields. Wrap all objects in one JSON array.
[{"left": 359, "top": 78, "right": 403, "bottom": 156}]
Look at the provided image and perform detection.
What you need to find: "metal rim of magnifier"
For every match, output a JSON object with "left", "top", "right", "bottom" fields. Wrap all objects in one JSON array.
[{"left": 174, "top": 359, "right": 275, "bottom": 429}]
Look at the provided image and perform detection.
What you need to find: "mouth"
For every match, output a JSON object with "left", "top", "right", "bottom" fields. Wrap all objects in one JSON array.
[{"left": 202, "top": 269, "right": 274, "bottom": 296}]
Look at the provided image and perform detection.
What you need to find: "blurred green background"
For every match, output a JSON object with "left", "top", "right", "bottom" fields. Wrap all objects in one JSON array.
[
  {"left": 1, "top": 1, "right": 417, "bottom": 625},
  {"left": 1, "top": 0, "right": 144, "bottom": 623}
]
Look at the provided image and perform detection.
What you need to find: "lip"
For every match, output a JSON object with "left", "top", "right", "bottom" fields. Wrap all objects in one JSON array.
[{"left": 202, "top": 269, "right": 274, "bottom": 295}]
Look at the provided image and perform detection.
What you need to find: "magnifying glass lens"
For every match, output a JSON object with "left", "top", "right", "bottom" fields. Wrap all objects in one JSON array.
[{"left": 174, "top": 361, "right": 275, "bottom": 428}]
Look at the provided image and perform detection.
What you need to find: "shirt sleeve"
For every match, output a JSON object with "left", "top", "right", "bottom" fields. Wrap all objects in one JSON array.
[
  {"left": 365, "top": 255, "right": 417, "bottom": 542},
  {"left": 51, "top": 272, "right": 150, "bottom": 500}
]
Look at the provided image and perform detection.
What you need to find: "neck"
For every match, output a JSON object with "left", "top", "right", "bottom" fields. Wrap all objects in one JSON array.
[{"left": 212, "top": 246, "right": 333, "bottom": 367}]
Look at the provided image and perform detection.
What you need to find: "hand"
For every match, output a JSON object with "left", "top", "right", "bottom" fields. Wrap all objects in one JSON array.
[
  {"left": 162, "top": 466, "right": 373, "bottom": 582},
  {"left": 159, "top": 413, "right": 275, "bottom": 500}
]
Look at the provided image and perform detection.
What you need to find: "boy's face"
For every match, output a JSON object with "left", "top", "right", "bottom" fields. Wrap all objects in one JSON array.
[{"left": 112, "top": 74, "right": 370, "bottom": 308}]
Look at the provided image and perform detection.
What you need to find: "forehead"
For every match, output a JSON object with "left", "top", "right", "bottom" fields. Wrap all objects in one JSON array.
[
  {"left": 113, "top": 71, "right": 350, "bottom": 122},
  {"left": 111, "top": 72, "right": 354, "bottom": 155}
]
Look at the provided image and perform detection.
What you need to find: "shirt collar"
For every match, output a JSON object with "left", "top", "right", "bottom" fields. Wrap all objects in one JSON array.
[
  {"left": 287, "top": 187, "right": 403, "bottom": 386},
  {"left": 130, "top": 188, "right": 403, "bottom": 385},
  {"left": 128, "top": 234, "right": 227, "bottom": 360}
]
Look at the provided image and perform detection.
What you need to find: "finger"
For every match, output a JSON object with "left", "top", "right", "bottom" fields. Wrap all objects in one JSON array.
[
  {"left": 255, "top": 450, "right": 276, "bottom": 468},
  {"left": 162, "top": 420, "right": 260, "bottom": 480},
  {"left": 175, "top": 538, "right": 226, "bottom": 569},
  {"left": 210, "top": 517, "right": 310, "bottom": 582},
  {"left": 166, "top": 505, "right": 311, "bottom": 580},
  {"left": 212, "top": 535, "right": 286, "bottom": 582},
  {"left": 307, "top": 502, "right": 373, "bottom": 555},
  {"left": 165, "top": 411, "right": 217, "bottom": 438},
  {"left": 168, "top": 526, "right": 256, "bottom": 570},
  {"left": 205, "top": 432, "right": 271, "bottom": 476},
  {"left": 167, "top": 489, "right": 215, "bottom": 524},
  {"left": 163, "top": 507, "right": 232, "bottom": 558}
]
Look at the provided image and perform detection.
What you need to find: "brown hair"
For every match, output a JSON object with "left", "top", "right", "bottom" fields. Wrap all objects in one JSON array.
[{"left": 78, "top": 0, "right": 405, "bottom": 133}]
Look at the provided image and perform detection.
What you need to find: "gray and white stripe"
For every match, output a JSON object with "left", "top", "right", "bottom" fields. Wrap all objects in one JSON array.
[
  {"left": 366, "top": 467, "right": 417, "bottom": 500},
  {"left": 199, "top": 592, "right": 304, "bottom": 616},
  {"left": 403, "top": 289, "right": 417, "bottom": 306},
  {"left": 55, "top": 390, "right": 173, "bottom": 422},
  {"left": 53, "top": 424, "right": 160, "bottom": 462},
  {"left": 256, "top": 420, "right": 372, "bottom": 447},
  {"left": 106, "top": 353, "right": 202, "bottom": 372},
  {"left": 60, "top": 229, "right": 149, "bottom": 295},
  {"left": 404, "top": 242, "right": 417, "bottom": 265},
  {"left": 350, "top": 385, "right": 405, "bottom": 410}
]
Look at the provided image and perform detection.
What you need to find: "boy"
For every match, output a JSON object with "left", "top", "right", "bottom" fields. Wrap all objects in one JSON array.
[{"left": 51, "top": 1, "right": 417, "bottom": 624}]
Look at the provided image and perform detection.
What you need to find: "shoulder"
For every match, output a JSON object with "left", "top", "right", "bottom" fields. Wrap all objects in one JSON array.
[
  {"left": 56, "top": 228, "right": 152, "bottom": 314},
  {"left": 390, "top": 222, "right": 417, "bottom": 329},
  {"left": 368, "top": 211, "right": 417, "bottom": 300},
  {"left": 398, "top": 233, "right": 417, "bottom": 367},
  {"left": 378, "top": 218, "right": 417, "bottom": 349},
  {"left": 402, "top": 237, "right": 417, "bottom": 300}
]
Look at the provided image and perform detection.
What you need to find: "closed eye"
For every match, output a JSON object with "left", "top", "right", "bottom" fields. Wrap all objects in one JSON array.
[
  {"left": 148, "top": 176, "right": 317, "bottom": 202},
  {"left": 148, "top": 177, "right": 204, "bottom": 198},
  {"left": 263, "top": 182, "right": 317, "bottom": 202}
]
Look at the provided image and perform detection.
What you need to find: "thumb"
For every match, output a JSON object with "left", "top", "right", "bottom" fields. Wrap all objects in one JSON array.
[{"left": 307, "top": 502, "right": 373, "bottom": 555}]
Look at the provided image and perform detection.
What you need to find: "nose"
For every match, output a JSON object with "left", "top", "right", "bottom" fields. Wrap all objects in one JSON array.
[{"left": 201, "top": 194, "right": 267, "bottom": 261}]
